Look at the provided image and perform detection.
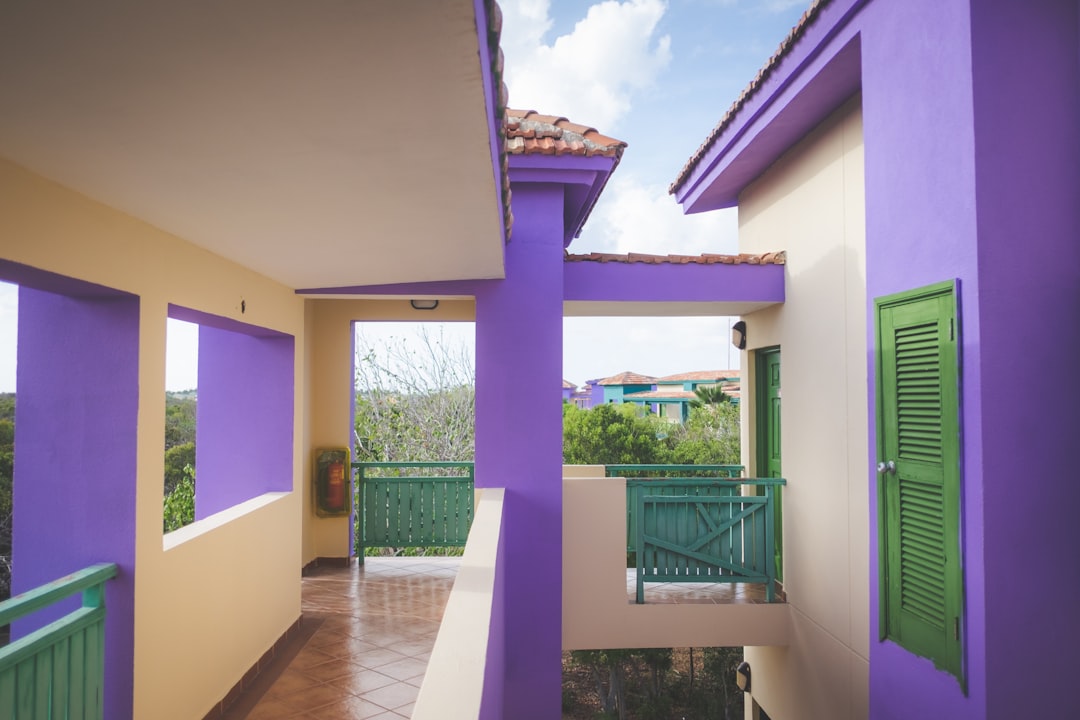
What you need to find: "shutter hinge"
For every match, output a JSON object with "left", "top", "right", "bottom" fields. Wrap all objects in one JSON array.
[
  {"left": 954, "top": 617, "right": 961, "bottom": 641},
  {"left": 949, "top": 319, "right": 955, "bottom": 341}
]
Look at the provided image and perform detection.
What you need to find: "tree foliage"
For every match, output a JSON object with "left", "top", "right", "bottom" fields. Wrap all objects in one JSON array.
[
  {"left": 0, "top": 398, "right": 13, "bottom": 600},
  {"left": 354, "top": 327, "right": 474, "bottom": 464},
  {"left": 688, "top": 383, "right": 731, "bottom": 409},
  {"left": 163, "top": 463, "right": 195, "bottom": 533},
  {"left": 562, "top": 403, "right": 669, "bottom": 465},
  {"left": 665, "top": 402, "right": 741, "bottom": 466},
  {"left": 164, "top": 393, "right": 196, "bottom": 450}
]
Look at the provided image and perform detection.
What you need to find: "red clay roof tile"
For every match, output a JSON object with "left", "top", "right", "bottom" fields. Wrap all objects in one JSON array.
[
  {"left": 658, "top": 370, "right": 740, "bottom": 383},
  {"left": 669, "top": 0, "right": 832, "bottom": 195},
  {"left": 564, "top": 251, "right": 786, "bottom": 265},
  {"left": 597, "top": 371, "right": 658, "bottom": 386},
  {"left": 506, "top": 109, "right": 628, "bottom": 159}
]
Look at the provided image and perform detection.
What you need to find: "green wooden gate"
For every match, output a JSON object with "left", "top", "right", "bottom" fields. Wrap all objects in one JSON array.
[
  {"left": 632, "top": 478, "right": 784, "bottom": 603},
  {"left": 0, "top": 563, "right": 118, "bottom": 720},
  {"left": 354, "top": 462, "right": 475, "bottom": 560}
]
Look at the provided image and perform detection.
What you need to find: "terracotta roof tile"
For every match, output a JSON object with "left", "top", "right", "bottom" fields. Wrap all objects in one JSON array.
[
  {"left": 658, "top": 370, "right": 741, "bottom": 383},
  {"left": 597, "top": 371, "right": 658, "bottom": 386},
  {"left": 484, "top": 0, "right": 513, "bottom": 239},
  {"left": 563, "top": 379, "right": 577, "bottom": 389},
  {"left": 505, "top": 109, "right": 627, "bottom": 159},
  {"left": 564, "top": 251, "right": 786, "bottom": 265},
  {"left": 669, "top": 0, "right": 832, "bottom": 195}
]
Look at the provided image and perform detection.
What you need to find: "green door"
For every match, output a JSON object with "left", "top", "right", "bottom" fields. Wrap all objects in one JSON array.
[
  {"left": 876, "top": 281, "right": 964, "bottom": 688},
  {"left": 756, "top": 347, "right": 782, "bottom": 579}
]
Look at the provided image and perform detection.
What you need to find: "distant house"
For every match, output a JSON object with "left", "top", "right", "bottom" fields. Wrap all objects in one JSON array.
[
  {"left": 625, "top": 370, "right": 741, "bottom": 422},
  {"left": 595, "top": 371, "right": 657, "bottom": 405},
  {"left": 561, "top": 379, "right": 576, "bottom": 403}
]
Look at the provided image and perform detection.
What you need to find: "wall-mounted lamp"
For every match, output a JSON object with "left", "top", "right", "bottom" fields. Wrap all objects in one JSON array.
[
  {"left": 410, "top": 299, "right": 440, "bottom": 311},
  {"left": 735, "top": 661, "right": 751, "bottom": 693},
  {"left": 731, "top": 320, "right": 747, "bottom": 350}
]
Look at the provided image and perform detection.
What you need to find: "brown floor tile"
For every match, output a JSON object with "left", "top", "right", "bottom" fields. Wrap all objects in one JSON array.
[{"left": 224, "top": 558, "right": 459, "bottom": 719}]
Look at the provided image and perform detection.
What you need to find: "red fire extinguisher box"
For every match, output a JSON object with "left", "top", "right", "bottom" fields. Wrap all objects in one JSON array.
[{"left": 313, "top": 447, "right": 351, "bottom": 517}]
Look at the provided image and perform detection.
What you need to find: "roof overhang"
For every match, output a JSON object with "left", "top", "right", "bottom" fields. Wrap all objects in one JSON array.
[
  {"left": 508, "top": 156, "right": 620, "bottom": 246},
  {"left": 0, "top": 0, "right": 508, "bottom": 290},
  {"left": 673, "top": 0, "right": 866, "bottom": 213}
]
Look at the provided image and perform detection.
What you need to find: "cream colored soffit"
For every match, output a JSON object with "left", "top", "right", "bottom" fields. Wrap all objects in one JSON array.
[{"left": 0, "top": 1, "right": 505, "bottom": 289}]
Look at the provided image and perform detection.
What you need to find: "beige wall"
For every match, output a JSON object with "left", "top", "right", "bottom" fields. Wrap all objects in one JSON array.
[
  {"left": 303, "top": 299, "right": 475, "bottom": 564},
  {"left": 562, "top": 476, "right": 789, "bottom": 650},
  {"left": 736, "top": 96, "right": 869, "bottom": 720},
  {"left": 0, "top": 156, "right": 306, "bottom": 719}
]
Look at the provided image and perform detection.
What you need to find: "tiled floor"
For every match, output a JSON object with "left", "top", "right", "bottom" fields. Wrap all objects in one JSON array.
[
  {"left": 625, "top": 569, "right": 786, "bottom": 604},
  {"left": 222, "top": 557, "right": 782, "bottom": 719},
  {"left": 227, "top": 557, "right": 460, "bottom": 720}
]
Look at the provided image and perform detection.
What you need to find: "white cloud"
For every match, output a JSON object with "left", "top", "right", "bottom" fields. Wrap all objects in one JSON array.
[
  {"left": 574, "top": 175, "right": 738, "bottom": 255},
  {"left": 501, "top": 0, "right": 672, "bottom": 131}
]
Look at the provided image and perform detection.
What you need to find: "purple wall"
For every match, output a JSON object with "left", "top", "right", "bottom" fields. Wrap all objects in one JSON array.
[
  {"left": 967, "top": 2, "right": 1080, "bottom": 717},
  {"left": 13, "top": 282, "right": 139, "bottom": 720},
  {"left": 861, "top": 1, "right": 987, "bottom": 716},
  {"left": 195, "top": 322, "right": 294, "bottom": 518},
  {"left": 563, "top": 259, "right": 785, "bottom": 304},
  {"left": 474, "top": 181, "right": 565, "bottom": 718},
  {"left": 478, "top": 507, "right": 506, "bottom": 720}
]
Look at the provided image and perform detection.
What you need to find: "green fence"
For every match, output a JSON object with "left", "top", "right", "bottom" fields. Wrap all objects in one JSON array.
[
  {"left": 354, "top": 462, "right": 475, "bottom": 560},
  {"left": 633, "top": 479, "right": 785, "bottom": 603},
  {"left": 0, "top": 563, "right": 118, "bottom": 719},
  {"left": 609, "top": 465, "right": 745, "bottom": 555}
]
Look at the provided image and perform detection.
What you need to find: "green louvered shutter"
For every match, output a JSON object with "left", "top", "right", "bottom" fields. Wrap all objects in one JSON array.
[{"left": 876, "top": 281, "right": 964, "bottom": 689}]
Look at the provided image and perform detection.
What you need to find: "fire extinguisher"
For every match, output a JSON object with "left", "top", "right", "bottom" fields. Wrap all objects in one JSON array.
[{"left": 326, "top": 460, "right": 345, "bottom": 511}]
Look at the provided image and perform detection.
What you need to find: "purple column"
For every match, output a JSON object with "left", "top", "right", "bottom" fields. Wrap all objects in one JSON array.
[
  {"left": 196, "top": 323, "right": 294, "bottom": 518},
  {"left": 968, "top": 2, "right": 1080, "bottom": 717},
  {"left": 14, "top": 285, "right": 139, "bottom": 720},
  {"left": 474, "top": 182, "right": 565, "bottom": 718}
]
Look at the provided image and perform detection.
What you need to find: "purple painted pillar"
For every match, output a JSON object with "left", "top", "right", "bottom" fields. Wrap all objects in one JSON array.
[
  {"left": 968, "top": 2, "right": 1080, "bottom": 717},
  {"left": 196, "top": 324, "right": 294, "bottom": 518},
  {"left": 13, "top": 286, "right": 138, "bottom": 720},
  {"left": 474, "top": 182, "right": 565, "bottom": 718}
]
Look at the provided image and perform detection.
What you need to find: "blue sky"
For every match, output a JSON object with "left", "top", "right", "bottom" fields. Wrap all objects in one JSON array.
[{"left": 0, "top": 0, "right": 808, "bottom": 391}]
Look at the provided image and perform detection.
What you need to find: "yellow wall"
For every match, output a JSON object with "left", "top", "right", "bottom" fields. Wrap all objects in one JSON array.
[
  {"left": 736, "top": 97, "right": 869, "bottom": 720},
  {"left": 303, "top": 298, "right": 476, "bottom": 564},
  {"left": 0, "top": 156, "right": 305, "bottom": 719},
  {"left": 562, "top": 475, "right": 789, "bottom": 650}
]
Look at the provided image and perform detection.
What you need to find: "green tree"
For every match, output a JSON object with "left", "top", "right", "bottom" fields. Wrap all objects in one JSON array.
[
  {"left": 665, "top": 402, "right": 741, "bottom": 466},
  {"left": 688, "top": 383, "right": 731, "bottom": 409},
  {"left": 164, "top": 393, "right": 196, "bottom": 450},
  {"left": 353, "top": 327, "right": 474, "bottom": 464},
  {"left": 164, "top": 441, "right": 196, "bottom": 495},
  {"left": 163, "top": 463, "right": 195, "bottom": 533},
  {"left": 562, "top": 403, "right": 669, "bottom": 465},
  {"left": 0, "top": 415, "right": 12, "bottom": 600}
]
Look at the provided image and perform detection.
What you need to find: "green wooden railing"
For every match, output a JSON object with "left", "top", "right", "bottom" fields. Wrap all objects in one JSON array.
[
  {"left": 354, "top": 462, "right": 475, "bottom": 560},
  {"left": 609, "top": 465, "right": 745, "bottom": 555},
  {"left": 0, "top": 563, "right": 118, "bottom": 719},
  {"left": 632, "top": 478, "right": 785, "bottom": 604}
]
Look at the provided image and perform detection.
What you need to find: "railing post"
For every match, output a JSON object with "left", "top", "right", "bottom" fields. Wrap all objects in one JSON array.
[
  {"left": 356, "top": 464, "right": 365, "bottom": 565},
  {"left": 635, "top": 492, "right": 646, "bottom": 604},
  {"left": 764, "top": 482, "right": 775, "bottom": 603}
]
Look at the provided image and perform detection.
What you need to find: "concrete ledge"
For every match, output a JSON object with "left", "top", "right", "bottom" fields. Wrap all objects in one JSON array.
[
  {"left": 563, "top": 476, "right": 790, "bottom": 649},
  {"left": 412, "top": 488, "right": 505, "bottom": 720}
]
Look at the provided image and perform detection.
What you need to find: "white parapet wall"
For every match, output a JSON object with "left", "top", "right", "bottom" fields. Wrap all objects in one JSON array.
[
  {"left": 562, "top": 475, "right": 789, "bottom": 650},
  {"left": 412, "top": 487, "right": 505, "bottom": 720}
]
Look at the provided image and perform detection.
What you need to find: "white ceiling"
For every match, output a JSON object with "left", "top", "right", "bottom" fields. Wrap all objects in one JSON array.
[{"left": 0, "top": 1, "right": 506, "bottom": 290}]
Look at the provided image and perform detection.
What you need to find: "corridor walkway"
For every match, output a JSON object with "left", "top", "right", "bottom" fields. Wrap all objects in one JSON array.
[{"left": 224, "top": 557, "right": 460, "bottom": 720}]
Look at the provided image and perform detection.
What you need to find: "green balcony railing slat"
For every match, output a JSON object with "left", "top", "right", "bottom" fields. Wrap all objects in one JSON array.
[
  {"left": 354, "top": 463, "right": 475, "bottom": 557},
  {"left": 627, "top": 476, "right": 785, "bottom": 604},
  {"left": 0, "top": 563, "right": 116, "bottom": 720}
]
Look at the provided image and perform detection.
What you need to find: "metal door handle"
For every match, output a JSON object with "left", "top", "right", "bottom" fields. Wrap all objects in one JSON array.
[{"left": 876, "top": 460, "right": 896, "bottom": 474}]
